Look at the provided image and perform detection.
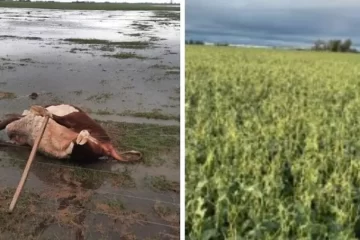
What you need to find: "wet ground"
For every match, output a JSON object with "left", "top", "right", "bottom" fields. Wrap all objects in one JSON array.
[{"left": 0, "top": 7, "right": 180, "bottom": 240}]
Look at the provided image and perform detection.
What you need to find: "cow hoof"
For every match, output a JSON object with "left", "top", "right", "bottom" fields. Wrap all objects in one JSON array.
[
  {"left": 127, "top": 150, "right": 142, "bottom": 156},
  {"left": 30, "top": 105, "right": 52, "bottom": 118},
  {"left": 120, "top": 150, "right": 143, "bottom": 162},
  {"left": 76, "top": 130, "right": 90, "bottom": 145}
]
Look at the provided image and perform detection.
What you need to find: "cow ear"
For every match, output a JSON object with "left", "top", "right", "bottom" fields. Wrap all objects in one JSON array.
[{"left": 22, "top": 110, "right": 30, "bottom": 116}]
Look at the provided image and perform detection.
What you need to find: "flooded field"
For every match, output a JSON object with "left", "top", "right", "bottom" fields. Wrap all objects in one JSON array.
[{"left": 0, "top": 7, "right": 180, "bottom": 240}]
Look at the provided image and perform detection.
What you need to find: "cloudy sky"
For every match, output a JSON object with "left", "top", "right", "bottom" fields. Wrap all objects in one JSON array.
[{"left": 186, "top": 0, "right": 360, "bottom": 47}]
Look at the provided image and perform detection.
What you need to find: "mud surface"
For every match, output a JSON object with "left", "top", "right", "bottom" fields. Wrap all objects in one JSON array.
[{"left": 0, "top": 8, "right": 180, "bottom": 240}]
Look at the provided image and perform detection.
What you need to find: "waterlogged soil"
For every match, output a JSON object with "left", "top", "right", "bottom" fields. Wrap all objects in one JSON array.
[
  {"left": 0, "top": 8, "right": 180, "bottom": 121},
  {"left": 0, "top": 8, "right": 180, "bottom": 240}
]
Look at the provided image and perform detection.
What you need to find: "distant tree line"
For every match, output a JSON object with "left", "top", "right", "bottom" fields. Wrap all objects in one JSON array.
[
  {"left": 312, "top": 39, "right": 358, "bottom": 53},
  {"left": 186, "top": 38, "right": 358, "bottom": 53},
  {"left": 214, "top": 42, "right": 229, "bottom": 46},
  {"left": 185, "top": 40, "right": 229, "bottom": 46},
  {"left": 185, "top": 40, "right": 205, "bottom": 45}
]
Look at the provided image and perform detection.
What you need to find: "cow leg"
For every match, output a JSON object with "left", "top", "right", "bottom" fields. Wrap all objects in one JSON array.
[
  {"left": 49, "top": 130, "right": 98, "bottom": 159},
  {"left": 73, "top": 130, "right": 142, "bottom": 162},
  {"left": 75, "top": 130, "right": 100, "bottom": 145}
]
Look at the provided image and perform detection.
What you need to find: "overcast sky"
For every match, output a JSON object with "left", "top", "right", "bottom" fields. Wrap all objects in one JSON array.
[{"left": 186, "top": 0, "right": 360, "bottom": 47}]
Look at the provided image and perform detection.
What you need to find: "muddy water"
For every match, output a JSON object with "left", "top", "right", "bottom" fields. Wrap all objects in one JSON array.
[
  {"left": 0, "top": 7, "right": 180, "bottom": 240},
  {"left": 0, "top": 8, "right": 180, "bottom": 119}
]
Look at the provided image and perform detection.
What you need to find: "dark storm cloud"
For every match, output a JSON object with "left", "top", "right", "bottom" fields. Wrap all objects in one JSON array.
[{"left": 186, "top": 0, "right": 360, "bottom": 47}]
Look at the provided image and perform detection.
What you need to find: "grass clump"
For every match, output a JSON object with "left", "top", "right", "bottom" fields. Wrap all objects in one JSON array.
[
  {"left": 165, "top": 70, "right": 180, "bottom": 75},
  {"left": 118, "top": 109, "right": 179, "bottom": 121},
  {"left": 19, "top": 58, "right": 35, "bottom": 63},
  {"left": 149, "top": 64, "right": 180, "bottom": 70},
  {"left": 71, "top": 90, "right": 83, "bottom": 96},
  {"left": 131, "top": 22, "right": 153, "bottom": 31},
  {"left": 152, "top": 11, "right": 180, "bottom": 21},
  {"left": 145, "top": 175, "right": 179, "bottom": 192},
  {"left": 95, "top": 109, "right": 113, "bottom": 115},
  {"left": 99, "top": 199, "right": 125, "bottom": 213},
  {"left": 186, "top": 45, "right": 360, "bottom": 239},
  {"left": 86, "top": 92, "right": 113, "bottom": 103},
  {"left": 127, "top": 33, "right": 142, "bottom": 37},
  {"left": 103, "top": 52, "right": 146, "bottom": 59},
  {"left": 64, "top": 38, "right": 109, "bottom": 44},
  {"left": 0, "top": 91, "right": 16, "bottom": 100},
  {"left": 98, "top": 45, "right": 115, "bottom": 52},
  {"left": 69, "top": 47, "right": 88, "bottom": 53},
  {"left": 100, "top": 121, "right": 179, "bottom": 166},
  {"left": 0, "top": 35, "right": 42, "bottom": 40},
  {"left": 64, "top": 38, "right": 151, "bottom": 49},
  {"left": 114, "top": 41, "right": 150, "bottom": 49},
  {"left": 70, "top": 166, "right": 135, "bottom": 189}
]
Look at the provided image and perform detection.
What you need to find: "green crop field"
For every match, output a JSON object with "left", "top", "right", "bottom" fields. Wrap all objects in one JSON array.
[{"left": 186, "top": 45, "right": 360, "bottom": 239}]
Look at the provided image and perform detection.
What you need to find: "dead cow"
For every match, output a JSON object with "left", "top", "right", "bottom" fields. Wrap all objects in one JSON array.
[{"left": 0, "top": 104, "right": 142, "bottom": 163}]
